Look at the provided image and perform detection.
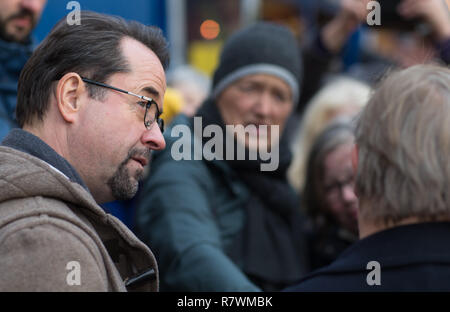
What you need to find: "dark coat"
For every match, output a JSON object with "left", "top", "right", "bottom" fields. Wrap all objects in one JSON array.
[
  {"left": 286, "top": 222, "right": 450, "bottom": 291},
  {"left": 136, "top": 113, "right": 309, "bottom": 291},
  {"left": 136, "top": 115, "right": 259, "bottom": 291}
]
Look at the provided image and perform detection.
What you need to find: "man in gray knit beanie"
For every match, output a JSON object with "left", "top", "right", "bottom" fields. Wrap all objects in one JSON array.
[
  {"left": 213, "top": 22, "right": 302, "bottom": 105},
  {"left": 211, "top": 21, "right": 302, "bottom": 153},
  {"left": 136, "top": 22, "right": 310, "bottom": 292}
]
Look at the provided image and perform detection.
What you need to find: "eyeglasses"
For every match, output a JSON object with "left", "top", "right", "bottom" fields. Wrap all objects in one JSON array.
[
  {"left": 81, "top": 77, "right": 164, "bottom": 132},
  {"left": 323, "top": 175, "right": 355, "bottom": 199}
]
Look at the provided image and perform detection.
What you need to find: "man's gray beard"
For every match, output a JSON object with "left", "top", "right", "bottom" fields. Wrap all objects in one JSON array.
[{"left": 107, "top": 148, "right": 148, "bottom": 200}]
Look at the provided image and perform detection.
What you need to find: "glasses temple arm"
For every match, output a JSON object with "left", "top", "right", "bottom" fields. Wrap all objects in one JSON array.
[{"left": 81, "top": 77, "right": 153, "bottom": 101}]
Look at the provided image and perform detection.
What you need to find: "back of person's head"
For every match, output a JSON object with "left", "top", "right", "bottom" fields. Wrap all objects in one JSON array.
[
  {"left": 167, "top": 65, "right": 210, "bottom": 93},
  {"left": 303, "top": 117, "right": 358, "bottom": 233},
  {"left": 167, "top": 65, "right": 211, "bottom": 117},
  {"left": 355, "top": 64, "right": 450, "bottom": 226},
  {"left": 16, "top": 10, "right": 169, "bottom": 128},
  {"left": 288, "top": 76, "right": 370, "bottom": 192}
]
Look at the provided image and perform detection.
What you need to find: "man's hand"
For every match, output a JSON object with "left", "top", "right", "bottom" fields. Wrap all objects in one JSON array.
[{"left": 321, "top": 0, "right": 371, "bottom": 53}]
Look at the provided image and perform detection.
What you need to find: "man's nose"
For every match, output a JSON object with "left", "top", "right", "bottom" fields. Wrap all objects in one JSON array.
[
  {"left": 141, "top": 126, "right": 166, "bottom": 151},
  {"left": 253, "top": 92, "right": 272, "bottom": 119},
  {"left": 341, "top": 184, "right": 357, "bottom": 203}
]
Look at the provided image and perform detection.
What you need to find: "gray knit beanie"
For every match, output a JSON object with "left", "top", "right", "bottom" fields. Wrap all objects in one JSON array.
[{"left": 212, "top": 22, "right": 302, "bottom": 103}]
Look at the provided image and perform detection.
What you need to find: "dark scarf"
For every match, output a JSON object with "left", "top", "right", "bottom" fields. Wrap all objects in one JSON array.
[
  {"left": 195, "top": 98, "right": 309, "bottom": 291},
  {"left": 0, "top": 37, "right": 34, "bottom": 80},
  {"left": 0, "top": 38, "right": 34, "bottom": 123}
]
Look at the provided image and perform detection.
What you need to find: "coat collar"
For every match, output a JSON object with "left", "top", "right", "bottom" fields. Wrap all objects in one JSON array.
[
  {"left": 311, "top": 222, "right": 450, "bottom": 275},
  {"left": 1, "top": 128, "right": 90, "bottom": 191}
]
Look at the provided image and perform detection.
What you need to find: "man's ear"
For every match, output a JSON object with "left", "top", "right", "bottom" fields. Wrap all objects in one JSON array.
[
  {"left": 351, "top": 144, "right": 359, "bottom": 176},
  {"left": 56, "top": 73, "right": 86, "bottom": 123}
]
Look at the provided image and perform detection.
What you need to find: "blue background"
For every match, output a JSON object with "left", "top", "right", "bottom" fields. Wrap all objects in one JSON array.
[{"left": 33, "top": 0, "right": 167, "bottom": 42}]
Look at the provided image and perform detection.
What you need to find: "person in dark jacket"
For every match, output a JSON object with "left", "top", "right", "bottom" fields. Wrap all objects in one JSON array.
[
  {"left": 0, "top": 0, "right": 47, "bottom": 141},
  {"left": 136, "top": 22, "right": 310, "bottom": 292},
  {"left": 286, "top": 64, "right": 450, "bottom": 291}
]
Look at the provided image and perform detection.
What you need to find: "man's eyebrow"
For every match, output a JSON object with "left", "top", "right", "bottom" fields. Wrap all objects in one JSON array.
[{"left": 140, "top": 86, "right": 160, "bottom": 99}]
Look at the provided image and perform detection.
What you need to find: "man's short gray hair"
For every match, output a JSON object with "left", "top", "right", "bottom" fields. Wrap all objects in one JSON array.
[{"left": 355, "top": 64, "right": 450, "bottom": 225}]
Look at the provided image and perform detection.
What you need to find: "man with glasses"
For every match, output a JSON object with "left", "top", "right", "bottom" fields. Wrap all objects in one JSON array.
[{"left": 0, "top": 11, "right": 168, "bottom": 291}]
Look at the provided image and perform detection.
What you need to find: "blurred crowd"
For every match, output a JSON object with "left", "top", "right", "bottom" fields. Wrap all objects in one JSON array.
[{"left": 0, "top": 0, "right": 449, "bottom": 292}]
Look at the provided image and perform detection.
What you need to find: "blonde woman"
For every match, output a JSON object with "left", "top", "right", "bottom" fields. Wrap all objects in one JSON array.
[{"left": 288, "top": 76, "right": 371, "bottom": 193}]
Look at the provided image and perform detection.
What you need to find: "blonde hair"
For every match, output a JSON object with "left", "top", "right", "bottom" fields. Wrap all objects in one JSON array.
[
  {"left": 288, "top": 76, "right": 371, "bottom": 192},
  {"left": 355, "top": 64, "right": 450, "bottom": 225}
]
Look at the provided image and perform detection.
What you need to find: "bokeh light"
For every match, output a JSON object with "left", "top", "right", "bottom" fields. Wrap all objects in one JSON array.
[{"left": 200, "top": 19, "right": 220, "bottom": 40}]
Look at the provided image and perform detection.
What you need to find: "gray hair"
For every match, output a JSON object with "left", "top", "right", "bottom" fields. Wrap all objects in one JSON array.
[
  {"left": 288, "top": 76, "right": 370, "bottom": 192},
  {"left": 167, "top": 65, "right": 211, "bottom": 93},
  {"left": 355, "top": 64, "right": 450, "bottom": 225}
]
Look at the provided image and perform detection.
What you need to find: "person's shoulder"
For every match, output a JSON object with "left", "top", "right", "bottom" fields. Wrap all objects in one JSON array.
[
  {"left": 0, "top": 193, "right": 97, "bottom": 242},
  {"left": 0, "top": 217, "right": 109, "bottom": 291},
  {"left": 0, "top": 196, "right": 111, "bottom": 291},
  {"left": 284, "top": 270, "right": 356, "bottom": 292},
  {"left": 0, "top": 145, "right": 57, "bottom": 180},
  {"left": 284, "top": 239, "right": 371, "bottom": 292}
]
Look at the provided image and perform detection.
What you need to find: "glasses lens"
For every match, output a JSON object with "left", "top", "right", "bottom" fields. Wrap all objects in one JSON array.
[
  {"left": 145, "top": 101, "right": 164, "bottom": 132},
  {"left": 157, "top": 118, "right": 164, "bottom": 133}
]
